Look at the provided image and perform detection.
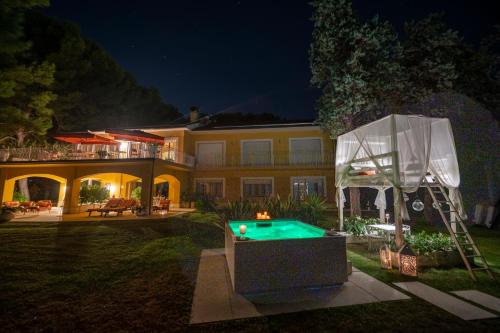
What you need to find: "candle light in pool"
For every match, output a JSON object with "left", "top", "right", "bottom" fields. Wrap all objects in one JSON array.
[{"left": 239, "top": 224, "right": 247, "bottom": 236}]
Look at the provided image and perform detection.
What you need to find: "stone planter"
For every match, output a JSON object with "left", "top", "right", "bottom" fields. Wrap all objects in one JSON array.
[
  {"left": 390, "top": 250, "right": 462, "bottom": 270},
  {"left": 0, "top": 211, "right": 15, "bottom": 223}
]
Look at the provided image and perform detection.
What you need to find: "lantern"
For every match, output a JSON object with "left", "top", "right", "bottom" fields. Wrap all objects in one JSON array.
[
  {"left": 412, "top": 199, "right": 424, "bottom": 212},
  {"left": 398, "top": 244, "right": 417, "bottom": 277},
  {"left": 379, "top": 244, "right": 392, "bottom": 269},
  {"left": 239, "top": 224, "right": 247, "bottom": 240}
]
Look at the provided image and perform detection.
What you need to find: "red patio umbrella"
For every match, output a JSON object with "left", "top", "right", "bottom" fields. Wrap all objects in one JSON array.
[
  {"left": 104, "top": 129, "right": 165, "bottom": 144},
  {"left": 53, "top": 132, "right": 119, "bottom": 145}
]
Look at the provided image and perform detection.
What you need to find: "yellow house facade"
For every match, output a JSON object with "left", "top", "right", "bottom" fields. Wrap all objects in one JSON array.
[{"left": 0, "top": 117, "right": 335, "bottom": 214}]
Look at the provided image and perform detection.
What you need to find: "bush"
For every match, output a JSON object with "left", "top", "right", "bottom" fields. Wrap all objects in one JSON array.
[
  {"left": 217, "top": 194, "right": 327, "bottom": 226},
  {"left": 405, "top": 231, "right": 456, "bottom": 255},
  {"left": 195, "top": 194, "right": 217, "bottom": 213},
  {"left": 298, "top": 193, "right": 327, "bottom": 226},
  {"left": 344, "top": 216, "right": 379, "bottom": 236},
  {"left": 13, "top": 191, "right": 27, "bottom": 202},
  {"left": 131, "top": 186, "right": 142, "bottom": 200},
  {"left": 79, "top": 185, "right": 110, "bottom": 204}
]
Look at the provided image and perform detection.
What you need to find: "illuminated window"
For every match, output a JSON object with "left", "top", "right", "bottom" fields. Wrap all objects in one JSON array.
[
  {"left": 163, "top": 137, "right": 178, "bottom": 161},
  {"left": 291, "top": 176, "right": 325, "bottom": 200}
]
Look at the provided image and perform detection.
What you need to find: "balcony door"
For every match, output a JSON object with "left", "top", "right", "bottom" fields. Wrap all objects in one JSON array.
[
  {"left": 241, "top": 140, "right": 272, "bottom": 166},
  {"left": 196, "top": 141, "right": 225, "bottom": 167},
  {"left": 289, "top": 138, "right": 323, "bottom": 165}
]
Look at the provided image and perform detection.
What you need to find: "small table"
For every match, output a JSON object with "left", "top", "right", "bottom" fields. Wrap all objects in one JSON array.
[{"left": 367, "top": 224, "right": 411, "bottom": 241}]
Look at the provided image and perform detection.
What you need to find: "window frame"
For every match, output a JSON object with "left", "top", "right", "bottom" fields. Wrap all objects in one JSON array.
[
  {"left": 240, "top": 177, "right": 275, "bottom": 199},
  {"left": 240, "top": 139, "right": 274, "bottom": 167},
  {"left": 288, "top": 137, "right": 324, "bottom": 165},
  {"left": 290, "top": 176, "right": 327, "bottom": 199},
  {"left": 194, "top": 177, "right": 226, "bottom": 199},
  {"left": 195, "top": 140, "right": 226, "bottom": 167}
]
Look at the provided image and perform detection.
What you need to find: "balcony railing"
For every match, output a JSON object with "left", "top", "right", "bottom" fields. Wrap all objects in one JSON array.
[
  {"left": 0, "top": 145, "right": 195, "bottom": 167},
  {"left": 195, "top": 151, "right": 334, "bottom": 169}
]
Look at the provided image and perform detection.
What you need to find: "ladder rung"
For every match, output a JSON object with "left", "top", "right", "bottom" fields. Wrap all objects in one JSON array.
[
  {"left": 441, "top": 210, "right": 456, "bottom": 213},
  {"left": 465, "top": 254, "right": 481, "bottom": 258},
  {"left": 471, "top": 267, "right": 489, "bottom": 271}
]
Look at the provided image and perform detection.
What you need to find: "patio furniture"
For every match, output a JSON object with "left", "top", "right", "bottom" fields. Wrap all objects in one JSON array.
[
  {"left": 37, "top": 200, "right": 52, "bottom": 212},
  {"left": 367, "top": 223, "right": 411, "bottom": 241},
  {"left": 153, "top": 199, "right": 170, "bottom": 213},
  {"left": 87, "top": 198, "right": 123, "bottom": 216}
]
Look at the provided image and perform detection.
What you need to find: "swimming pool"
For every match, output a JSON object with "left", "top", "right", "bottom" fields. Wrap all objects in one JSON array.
[{"left": 228, "top": 219, "right": 325, "bottom": 241}]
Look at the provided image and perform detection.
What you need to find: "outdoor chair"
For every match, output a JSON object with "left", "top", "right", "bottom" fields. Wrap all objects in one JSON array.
[
  {"left": 87, "top": 198, "right": 123, "bottom": 216},
  {"left": 37, "top": 200, "right": 52, "bottom": 212},
  {"left": 153, "top": 199, "right": 170, "bottom": 213}
]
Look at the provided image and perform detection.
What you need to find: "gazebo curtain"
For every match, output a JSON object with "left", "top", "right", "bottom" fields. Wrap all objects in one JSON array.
[{"left": 335, "top": 115, "right": 466, "bottom": 220}]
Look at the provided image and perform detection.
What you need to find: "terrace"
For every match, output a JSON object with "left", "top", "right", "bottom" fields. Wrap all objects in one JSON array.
[{"left": 0, "top": 130, "right": 195, "bottom": 167}]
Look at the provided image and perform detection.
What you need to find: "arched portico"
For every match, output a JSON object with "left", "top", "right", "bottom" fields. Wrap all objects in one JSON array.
[
  {"left": 154, "top": 174, "right": 181, "bottom": 207},
  {"left": 2, "top": 173, "right": 67, "bottom": 207}
]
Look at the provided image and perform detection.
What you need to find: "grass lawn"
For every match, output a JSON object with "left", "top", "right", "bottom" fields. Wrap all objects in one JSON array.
[{"left": 0, "top": 212, "right": 499, "bottom": 332}]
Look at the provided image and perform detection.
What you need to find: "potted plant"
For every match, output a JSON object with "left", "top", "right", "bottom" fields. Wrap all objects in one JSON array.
[{"left": 0, "top": 205, "right": 20, "bottom": 223}]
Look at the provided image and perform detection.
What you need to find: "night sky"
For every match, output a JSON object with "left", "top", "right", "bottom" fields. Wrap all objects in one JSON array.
[{"left": 44, "top": 0, "right": 498, "bottom": 119}]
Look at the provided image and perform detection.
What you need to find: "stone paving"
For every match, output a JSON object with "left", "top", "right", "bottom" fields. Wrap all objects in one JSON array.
[
  {"left": 190, "top": 248, "right": 409, "bottom": 324},
  {"left": 452, "top": 290, "right": 500, "bottom": 313},
  {"left": 394, "top": 282, "right": 497, "bottom": 320}
]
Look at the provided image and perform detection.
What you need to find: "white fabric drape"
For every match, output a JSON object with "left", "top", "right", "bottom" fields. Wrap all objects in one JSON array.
[{"left": 336, "top": 115, "right": 465, "bottom": 221}]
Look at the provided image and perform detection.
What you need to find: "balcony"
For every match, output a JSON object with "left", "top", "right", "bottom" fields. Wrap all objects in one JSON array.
[
  {"left": 194, "top": 151, "right": 334, "bottom": 169},
  {"left": 0, "top": 145, "right": 195, "bottom": 167}
]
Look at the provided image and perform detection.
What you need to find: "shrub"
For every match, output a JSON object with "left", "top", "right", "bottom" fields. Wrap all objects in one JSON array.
[
  {"left": 217, "top": 194, "right": 327, "bottom": 226},
  {"left": 131, "top": 186, "right": 142, "bottom": 200},
  {"left": 298, "top": 193, "right": 327, "bottom": 226},
  {"left": 195, "top": 194, "right": 217, "bottom": 213},
  {"left": 343, "top": 216, "right": 379, "bottom": 236},
  {"left": 405, "top": 231, "right": 456, "bottom": 255},
  {"left": 13, "top": 191, "right": 27, "bottom": 202},
  {"left": 79, "top": 185, "right": 110, "bottom": 204}
]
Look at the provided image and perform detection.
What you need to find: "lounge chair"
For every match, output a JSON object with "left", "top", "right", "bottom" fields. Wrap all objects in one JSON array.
[{"left": 87, "top": 198, "right": 123, "bottom": 217}]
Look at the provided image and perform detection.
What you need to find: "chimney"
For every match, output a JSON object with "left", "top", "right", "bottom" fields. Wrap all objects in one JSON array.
[{"left": 189, "top": 106, "right": 199, "bottom": 123}]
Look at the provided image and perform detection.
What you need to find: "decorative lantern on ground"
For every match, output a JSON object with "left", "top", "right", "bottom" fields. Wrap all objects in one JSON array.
[
  {"left": 379, "top": 244, "right": 392, "bottom": 269},
  {"left": 398, "top": 244, "right": 417, "bottom": 276}
]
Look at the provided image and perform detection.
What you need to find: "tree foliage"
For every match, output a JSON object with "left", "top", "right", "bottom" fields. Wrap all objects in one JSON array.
[
  {"left": 310, "top": 0, "right": 405, "bottom": 137},
  {"left": 0, "top": 0, "right": 55, "bottom": 146}
]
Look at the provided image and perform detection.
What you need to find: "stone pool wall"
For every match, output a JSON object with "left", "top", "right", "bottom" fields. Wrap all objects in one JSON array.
[{"left": 225, "top": 223, "right": 347, "bottom": 294}]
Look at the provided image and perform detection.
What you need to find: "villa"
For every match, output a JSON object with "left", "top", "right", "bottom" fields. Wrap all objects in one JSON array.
[{"left": 0, "top": 108, "right": 335, "bottom": 215}]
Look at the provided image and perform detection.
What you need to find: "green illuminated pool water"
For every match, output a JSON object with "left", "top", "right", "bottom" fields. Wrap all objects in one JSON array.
[{"left": 229, "top": 219, "right": 325, "bottom": 241}]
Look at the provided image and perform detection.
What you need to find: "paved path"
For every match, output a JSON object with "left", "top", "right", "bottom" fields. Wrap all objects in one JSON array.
[
  {"left": 190, "top": 249, "right": 409, "bottom": 324},
  {"left": 394, "top": 282, "right": 497, "bottom": 320},
  {"left": 452, "top": 290, "right": 500, "bottom": 313}
]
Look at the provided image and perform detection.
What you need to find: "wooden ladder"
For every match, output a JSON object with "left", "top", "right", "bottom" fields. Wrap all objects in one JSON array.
[{"left": 423, "top": 178, "right": 495, "bottom": 281}]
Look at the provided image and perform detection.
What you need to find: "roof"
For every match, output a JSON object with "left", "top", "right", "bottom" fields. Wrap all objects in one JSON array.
[{"left": 191, "top": 120, "right": 318, "bottom": 131}]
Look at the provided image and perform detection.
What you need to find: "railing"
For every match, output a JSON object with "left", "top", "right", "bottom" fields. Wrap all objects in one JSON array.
[
  {"left": 195, "top": 151, "right": 335, "bottom": 168},
  {"left": 0, "top": 145, "right": 195, "bottom": 167}
]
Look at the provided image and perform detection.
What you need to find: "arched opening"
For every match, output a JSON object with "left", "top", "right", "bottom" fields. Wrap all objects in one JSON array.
[
  {"left": 73, "top": 172, "right": 144, "bottom": 214},
  {"left": 77, "top": 173, "right": 142, "bottom": 201},
  {"left": 154, "top": 174, "right": 181, "bottom": 208},
  {"left": 2, "top": 174, "right": 67, "bottom": 212}
]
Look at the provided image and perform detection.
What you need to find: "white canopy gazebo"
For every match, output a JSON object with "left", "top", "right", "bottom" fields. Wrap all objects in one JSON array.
[{"left": 335, "top": 114, "right": 466, "bottom": 247}]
